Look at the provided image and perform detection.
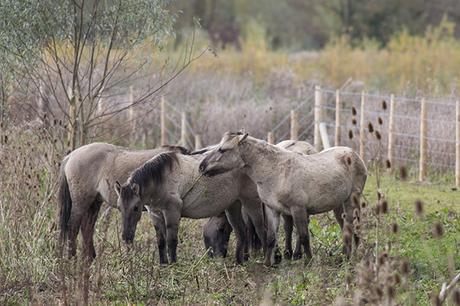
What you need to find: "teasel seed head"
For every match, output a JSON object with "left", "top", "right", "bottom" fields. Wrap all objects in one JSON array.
[
  {"left": 399, "top": 166, "right": 408, "bottom": 181},
  {"left": 401, "top": 260, "right": 410, "bottom": 275},
  {"left": 387, "top": 286, "right": 395, "bottom": 300},
  {"left": 380, "top": 200, "right": 388, "bottom": 214},
  {"left": 391, "top": 222, "right": 399, "bottom": 234},
  {"left": 394, "top": 273, "right": 401, "bottom": 285},
  {"left": 368, "top": 122, "right": 374, "bottom": 133},
  {"left": 385, "top": 159, "right": 391, "bottom": 169},
  {"left": 432, "top": 222, "right": 444, "bottom": 238},
  {"left": 414, "top": 200, "right": 424, "bottom": 217}
]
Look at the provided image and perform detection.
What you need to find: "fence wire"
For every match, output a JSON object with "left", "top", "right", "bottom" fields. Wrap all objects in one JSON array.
[{"left": 317, "top": 88, "right": 458, "bottom": 172}]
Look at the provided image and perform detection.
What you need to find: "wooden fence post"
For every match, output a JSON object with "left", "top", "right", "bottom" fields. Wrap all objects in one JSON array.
[
  {"left": 290, "top": 110, "right": 298, "bottom": 140},
  {"left": 419, "top": 98, "right": 427, "bottom": 182},
  {"left": 319, "top": 122, "right": 331, "bottom": 149},
  {"left": 335, "top": 89, "right": 341, "bottom": 146},
  {"left": 387, "top": 94, "right": 395, "bottom": 169},
  {"left": 456, "top": 100, "right": 460, "bottom": 187},
  {"left": 314, "top": 85, "right": 322, "bottom": 151},
  {"left": 160, "top": 96, "right": 167, "bottom": 146},
  {"left": 267, "top": 132, "right": 274, "bottom": 144},
  {"left": 359, "top": 91, "right": 366, "bottom": 160},
  {"left": 194, "top": 134, "right": 202, "bottom": 150},
  {"left": 180, "top": 111, "right": 187, "bottom": 148}
]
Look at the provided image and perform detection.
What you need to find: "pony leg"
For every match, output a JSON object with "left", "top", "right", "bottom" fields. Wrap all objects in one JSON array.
[
  {"left": 242, "top": 203, "right": 266, "bottom": 257},
  {"left": 80, "top": 199, "right": 102, "bottom": 262},
  {"left": 225, "top": 201, "right": 247, "bottom": 265},
  {"left": 150, "top": 211, "right": 168, "bottom": 265},
  {"left": 264, "top": 206, "right": 281, "bottom": 266},
  {"left": 67, "top": 206, "right": 84, "bottom": 258},
  {"left": 294, "top": 230, "right": 302, "bottom": 260},
  {"left": 241, "top": 208, "right": 251, "bottom": 260},
  {"left": 282, "top": 214, "right": 294, "bottom": 259},
  {"left": 291, "top": 206, "right": 312, "bottom": 261},
  {"left": 163, "top": 207, "right": 181, "bottom": 264}
]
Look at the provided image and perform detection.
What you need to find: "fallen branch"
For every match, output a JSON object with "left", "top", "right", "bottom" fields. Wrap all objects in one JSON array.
[{"left": 439, "top": 272, "right": 460, "bottom": 303}]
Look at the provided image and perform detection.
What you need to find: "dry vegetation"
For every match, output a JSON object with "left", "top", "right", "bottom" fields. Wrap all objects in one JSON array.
[
  {"left": 1, "top": 93, "right": 459, "bottom": 305},
  {"left": 1, "top": 19, "right": 460, "bottom": 306}
]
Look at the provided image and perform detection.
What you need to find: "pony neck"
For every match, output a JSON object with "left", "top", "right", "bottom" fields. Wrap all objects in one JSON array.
[{"left": 239, "top": 137, "right": 283, "bottom": 180}]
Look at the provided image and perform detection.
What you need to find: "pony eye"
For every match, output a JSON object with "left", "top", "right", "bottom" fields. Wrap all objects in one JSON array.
[
  {"left": 218, "top": 148, "right": 226, "bottom": 153},
  {"left": 133, "top": 206, "right": 139, "bottom": 212}
]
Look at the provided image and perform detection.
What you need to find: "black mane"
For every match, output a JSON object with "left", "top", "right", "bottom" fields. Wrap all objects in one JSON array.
[{"left": 121, "top": 152, "right": 178, "bottom": 199}]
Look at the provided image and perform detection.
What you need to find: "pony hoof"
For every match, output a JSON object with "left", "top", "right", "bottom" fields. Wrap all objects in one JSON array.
[
  {"left": 293, "top": 252, "right": 302, "bottom": 260},
  {"left": 274, "top": 248, "right": 282, "bottom": 264},
  {"left": 284, "top": 251, "right": 293, "bottom": 260},
  {"left": 274, "top": 254, "right": 282, "bottom": 264}
]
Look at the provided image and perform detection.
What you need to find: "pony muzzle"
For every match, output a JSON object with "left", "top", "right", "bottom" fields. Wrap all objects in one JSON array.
[{"left": 122, "top": 231, "right": 135, "bottom": 244}]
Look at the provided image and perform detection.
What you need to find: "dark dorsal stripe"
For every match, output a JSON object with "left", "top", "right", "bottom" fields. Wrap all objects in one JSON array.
[
  {"left": 284, "top": 141, "right": 296, "bottom": 149},
  {"left": 161, "top": 145, "right": 190, "bottom": 155},
  {"left": 121, "top": 152, "right": 178, "bottom": 199},
  {"left": 190, "top": 145, "right": 217, "bottom": 155}
]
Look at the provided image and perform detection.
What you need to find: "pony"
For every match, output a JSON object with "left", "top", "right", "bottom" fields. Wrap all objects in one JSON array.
[
  {"left": 115, "top": 151, "right": 266, "bottom": 264},
  {"left": 202, "top": 140, "right": 318, "bottom": 260},
  {"left": 199, "top": 132, "right": 367, "bottom": 266},
  {"left": 58, "top": 142, "right": 189, "bottom": 260}
]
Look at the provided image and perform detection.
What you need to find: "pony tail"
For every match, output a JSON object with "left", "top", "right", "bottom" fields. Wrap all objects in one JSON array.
[{"left": 58, "top": 169, "right": 72, "bottom": 243}]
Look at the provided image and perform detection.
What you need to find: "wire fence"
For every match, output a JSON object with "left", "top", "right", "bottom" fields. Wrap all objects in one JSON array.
[
  {"left": 317, "top": 88, "right": 458, "bottom": 174},
  {"left": 121, "top": 84, "right": 459, "bottom": 184}
]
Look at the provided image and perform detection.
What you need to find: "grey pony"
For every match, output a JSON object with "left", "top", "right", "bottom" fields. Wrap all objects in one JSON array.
[
  {"left": 58, "top": 142, "right": 188, "bottom": 260},
  {"left": 115, "top": 151, "right": 266, "bottom": 265},
  {"left": 202, "top": 140, "right": 317, "bottom": 260},
  {"left": 199, "top": 132, "right": 367, "bottom": 266}
]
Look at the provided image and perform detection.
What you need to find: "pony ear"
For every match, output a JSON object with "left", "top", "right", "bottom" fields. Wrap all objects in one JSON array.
[
  {"left": 131, "top": 183, "right": 140, "bottom": 196},
  {"left": 114, "top": 181, "right": 121, "bottom": 196},
  {"left": 238, "top": 133, "right": 249, "bottom": 144}
]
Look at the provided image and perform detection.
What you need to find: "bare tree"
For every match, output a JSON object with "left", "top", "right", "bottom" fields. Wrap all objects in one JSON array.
[{"left": 0, "top": 0, "right": 204, "bottom": 150}]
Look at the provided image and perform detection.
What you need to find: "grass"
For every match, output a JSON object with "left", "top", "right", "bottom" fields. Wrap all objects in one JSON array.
[{"left": 0, "top": 169, "right": 458, "bottom": 305}]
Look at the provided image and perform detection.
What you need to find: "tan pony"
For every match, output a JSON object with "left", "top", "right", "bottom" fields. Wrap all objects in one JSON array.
[
  {"left": 58, "top": 142, "right": 189, "bottom": 260},
  {"left": 202, "top": 140, "right": 317, "bottom": 260},
  {"left": 199, "top": 132, "right": 367, "bottom": 266},
  {"left": 115, "top": 150, "right": 266, "bottom": 265}
]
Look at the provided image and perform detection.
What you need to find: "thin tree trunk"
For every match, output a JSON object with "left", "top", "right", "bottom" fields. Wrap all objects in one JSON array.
[{"left": 67, "top": 89, "right": 78, "bottom": 151}]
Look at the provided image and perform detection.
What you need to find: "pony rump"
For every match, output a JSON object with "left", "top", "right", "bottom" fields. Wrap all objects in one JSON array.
[
  {"left": 127, "top": 152, "right": 178, "bottom": 196},
  {"left": 58, "top": 160, "right": 72, "bottom": 242}
]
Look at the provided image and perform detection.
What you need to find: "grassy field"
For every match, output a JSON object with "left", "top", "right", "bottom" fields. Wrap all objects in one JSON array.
[{"left": 1, "top": 168, "right": 458, "bottom": 305}]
